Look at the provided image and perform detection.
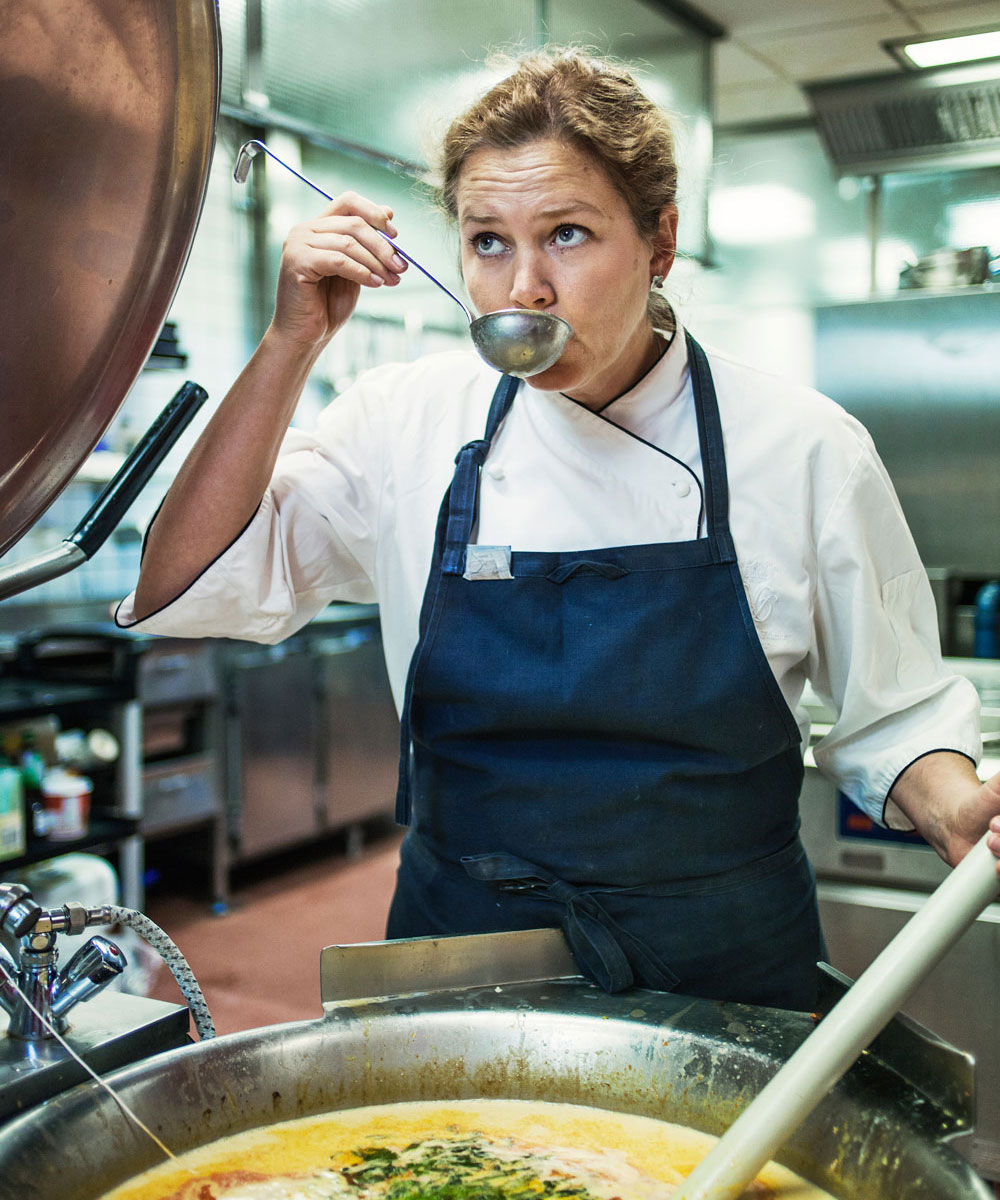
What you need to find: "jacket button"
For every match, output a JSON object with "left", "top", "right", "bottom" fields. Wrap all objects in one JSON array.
[
  {"left": 674, "top": 479, "right": 691, "bottom": 498},
  {"left": 487, "top": 463, "right": 506, "bottom": 481}
]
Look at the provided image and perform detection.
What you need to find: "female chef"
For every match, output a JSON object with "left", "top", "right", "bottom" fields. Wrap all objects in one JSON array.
[{"left": 118, "top": 49, "right": 1000, "bottom": 1010}]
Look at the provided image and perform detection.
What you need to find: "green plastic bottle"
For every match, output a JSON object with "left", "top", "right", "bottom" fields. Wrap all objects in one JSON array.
[{"left": 0, "top": 756, "right": 26, "bottom": 862}]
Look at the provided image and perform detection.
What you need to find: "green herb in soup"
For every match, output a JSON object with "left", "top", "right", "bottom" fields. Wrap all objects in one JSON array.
[{"left": 334, "top": 1133, "right": 640, "bottom": 1198}]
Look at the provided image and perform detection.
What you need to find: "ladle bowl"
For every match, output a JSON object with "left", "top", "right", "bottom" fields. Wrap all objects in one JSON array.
[
  {"left": 470, "top": 309, "right": 572, "bottom": 378},
  {"left": 234, "top": 141, "right": 573, "bottom": 378}
]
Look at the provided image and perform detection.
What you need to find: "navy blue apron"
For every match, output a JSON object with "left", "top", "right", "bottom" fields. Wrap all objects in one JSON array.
[{"left": 387, "top": 335, "right": 824, "bottom": 1010}]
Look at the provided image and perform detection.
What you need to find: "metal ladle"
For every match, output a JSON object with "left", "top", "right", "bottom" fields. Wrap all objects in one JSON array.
[{"left": 234, "top": 140, "right": 573, "bottom": 378}]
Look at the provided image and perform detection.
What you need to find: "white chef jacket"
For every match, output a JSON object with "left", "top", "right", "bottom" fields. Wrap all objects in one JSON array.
[{"left": 117, "top": 327, "right": 982, "bottom": 827}]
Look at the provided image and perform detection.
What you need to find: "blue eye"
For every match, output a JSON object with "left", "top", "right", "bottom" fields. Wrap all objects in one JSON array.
[
  {"left": 473, "top": 233, "right": 506, "bottom": 257},
  {"left": 553, "top": 225, "right": 586, "bottom": 247}
]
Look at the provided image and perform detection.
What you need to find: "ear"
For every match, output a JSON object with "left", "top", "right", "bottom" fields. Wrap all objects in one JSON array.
[{"left": 650, "top": 205, "right": 678, "bottom": 282}]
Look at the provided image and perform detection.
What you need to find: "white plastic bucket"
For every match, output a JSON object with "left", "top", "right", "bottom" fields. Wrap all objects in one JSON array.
[{"left": 41, "top": 770, "right": 92, "bottom": 840}]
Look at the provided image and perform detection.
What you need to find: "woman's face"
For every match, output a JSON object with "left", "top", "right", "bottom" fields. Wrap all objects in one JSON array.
[{"left": 455, "top": 138, "right": 676, "bottom": 409}]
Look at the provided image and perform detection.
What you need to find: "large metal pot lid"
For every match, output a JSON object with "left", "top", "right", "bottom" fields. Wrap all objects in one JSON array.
[{"left": 0, "top": 1, "right": 221, "bottom": 558}]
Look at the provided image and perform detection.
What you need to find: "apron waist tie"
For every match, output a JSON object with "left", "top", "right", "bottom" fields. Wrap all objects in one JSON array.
[{"left": 460, "top": 852, "right": 680, "bottom": 994}]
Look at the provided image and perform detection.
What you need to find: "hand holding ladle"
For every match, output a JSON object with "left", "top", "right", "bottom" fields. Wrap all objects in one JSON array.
[{"left": 234, "top": 140, "right": 572, "bottom": 378}]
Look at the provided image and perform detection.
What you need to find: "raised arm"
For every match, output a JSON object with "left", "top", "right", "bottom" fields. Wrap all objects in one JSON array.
[{"left": 132, "top": 192, "right": 407, "bottom": 619}]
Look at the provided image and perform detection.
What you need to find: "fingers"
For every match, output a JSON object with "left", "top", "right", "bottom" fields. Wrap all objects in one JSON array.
[
  {"left": 988, "top": 814, "right": 1000, "bottom": 865},
  {"left": 307, "top": 223, "right": 406, "bottom": 288},
  {"left": 271, "top": 192, "right": 411, "bottom": 346},
  {"left": 287, "top": 193, "right": 409, "bottom": 290},
  {"left": 331, "top": 191, "right": 397, "bottom": 239}
]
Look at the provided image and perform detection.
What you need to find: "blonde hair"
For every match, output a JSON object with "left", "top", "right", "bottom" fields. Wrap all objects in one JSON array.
[{"left": 436, "top": 48, "right": 678, "bottom": 328}]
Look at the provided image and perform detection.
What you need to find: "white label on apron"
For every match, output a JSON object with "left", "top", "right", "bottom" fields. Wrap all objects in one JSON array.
[{"left": 464, "top": 545, "right": 513, "bottom": 581}]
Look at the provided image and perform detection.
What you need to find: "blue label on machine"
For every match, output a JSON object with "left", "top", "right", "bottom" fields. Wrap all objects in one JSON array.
[{"left": 837, "top": 792, "right": 930, "bottom": 847}]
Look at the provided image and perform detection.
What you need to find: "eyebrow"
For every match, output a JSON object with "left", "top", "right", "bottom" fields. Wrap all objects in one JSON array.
[{"left": 460, "top": 202, "right": 604, "bottom": 225}]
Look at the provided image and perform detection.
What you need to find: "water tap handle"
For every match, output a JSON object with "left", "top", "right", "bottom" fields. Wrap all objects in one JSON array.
[
  {"left": 0, "top": 884, "right": 42, "bottom": 939},
  {"left": 50, "top": 936, "right": 127, "bottom": 1018}
]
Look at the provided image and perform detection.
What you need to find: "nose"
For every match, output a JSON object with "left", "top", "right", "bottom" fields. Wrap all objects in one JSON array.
[{"left": 508, "top": 249, "right": 555, "bottom": 310}]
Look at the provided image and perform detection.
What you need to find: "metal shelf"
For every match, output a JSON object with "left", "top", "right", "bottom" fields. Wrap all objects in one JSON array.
[{"left": 2, "top": 815, "right": 140, "bottom": 874}]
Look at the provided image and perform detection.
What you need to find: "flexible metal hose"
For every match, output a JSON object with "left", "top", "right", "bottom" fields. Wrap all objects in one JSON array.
[{"left": 108, "top": 906, "right": 216, "bottom": 1040}]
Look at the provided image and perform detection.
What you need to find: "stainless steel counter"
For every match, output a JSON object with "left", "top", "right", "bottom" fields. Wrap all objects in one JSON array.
[
  {"left": 0, "top": 991, "right": 189, "bottom": 1125},
  {"left": 220, "top": 607, "right": 399, "bottom": 864}
]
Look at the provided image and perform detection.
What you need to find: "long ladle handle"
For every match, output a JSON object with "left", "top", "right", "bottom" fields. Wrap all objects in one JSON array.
[
  {"left": 674, "top": 831, "right": 999, "bottom": 1200},
  {"left": 233, "top": 140, "right": 473, "bottom": 322}
]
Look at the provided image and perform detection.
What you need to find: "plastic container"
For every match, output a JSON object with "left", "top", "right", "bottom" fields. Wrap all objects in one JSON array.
[
  {"left": 40, "top": 769, "right": 92, "bottom": 841},
  {"left": 18, "top": 731, "right": 45, "bottom": 791},
  {"left": 973, "top": 580, "right": 1000, "bottom": 658},
  {"left": 0, "top": 762, "right": 26, "bottom": 862}
]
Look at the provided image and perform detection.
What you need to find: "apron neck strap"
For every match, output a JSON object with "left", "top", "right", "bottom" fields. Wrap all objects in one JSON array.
[
  {"left": 441, "top": 374, "right": 520, "bottom": 575},
  {"left": 686, "top": 334, "right": 735, "bottom": 561},
  {"left": 485, "top": 373, "right": 520, "bottom": 439}
]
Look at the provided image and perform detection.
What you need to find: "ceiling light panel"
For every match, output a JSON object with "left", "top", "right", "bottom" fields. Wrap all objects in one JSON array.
[{"left": 886, "top": 26, "right": 1000, "bottom": 70}]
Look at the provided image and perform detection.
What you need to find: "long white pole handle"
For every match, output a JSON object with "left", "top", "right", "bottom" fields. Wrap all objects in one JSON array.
[{"left": 673, "top": 833, "right": 998, "bottom": 1200}]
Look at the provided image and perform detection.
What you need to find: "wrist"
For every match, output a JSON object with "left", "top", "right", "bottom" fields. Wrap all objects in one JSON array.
[
  {"left": 262, "top": 319, "right": 332, "bottom": 361},
  {"left": 889, "top": 750, "right": 984, "bottom": 866}
]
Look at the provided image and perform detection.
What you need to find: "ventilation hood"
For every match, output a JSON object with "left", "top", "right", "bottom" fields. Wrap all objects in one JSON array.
[{"left": 805, "top": 58, "right": 1000, "bottom": 176}]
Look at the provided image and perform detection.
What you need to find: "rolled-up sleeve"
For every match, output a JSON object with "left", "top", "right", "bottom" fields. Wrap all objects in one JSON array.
[
  {"left": 807, "top": 435, "right": 981, "bottom": 828},
  {"left": 115, "top": 378, "right": 385, "bottom": 644}
]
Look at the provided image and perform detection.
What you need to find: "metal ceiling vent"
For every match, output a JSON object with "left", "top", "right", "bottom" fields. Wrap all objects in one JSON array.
[{"left": 805, "top": 59, "right": 1000, "bottom": 175}]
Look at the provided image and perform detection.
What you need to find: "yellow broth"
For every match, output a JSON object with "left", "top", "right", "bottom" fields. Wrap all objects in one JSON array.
[{"left": 99, "top": 1098, "right": 835, "bottom": 1200}]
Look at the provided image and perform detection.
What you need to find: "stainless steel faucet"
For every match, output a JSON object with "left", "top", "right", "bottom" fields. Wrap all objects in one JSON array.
[{"left": 0, "top": 882, "right": 126, "bottom": 1040}]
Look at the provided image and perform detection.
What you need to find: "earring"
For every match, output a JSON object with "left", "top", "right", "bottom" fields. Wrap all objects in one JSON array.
[{"left": 651, "top": 274, "right": 664, "bottom": 289}]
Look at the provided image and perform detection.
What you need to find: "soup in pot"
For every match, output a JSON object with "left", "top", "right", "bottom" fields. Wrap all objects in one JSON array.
[{"left": 100, "top": 1099, "right": 835, "bottom": 1200}]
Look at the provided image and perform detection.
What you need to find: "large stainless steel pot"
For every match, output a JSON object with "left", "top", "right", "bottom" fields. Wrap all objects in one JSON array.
[
  {"left": 0, "top": 1, "right": 220, "bottom": 558},
  {"left": 0, "top": 969, "right": 989, "bottom": 1200}
]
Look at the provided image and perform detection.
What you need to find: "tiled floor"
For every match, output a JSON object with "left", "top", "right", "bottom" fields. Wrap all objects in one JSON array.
[{"left": 143, "top": 827, "right": 404, "bottom": 1035}]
